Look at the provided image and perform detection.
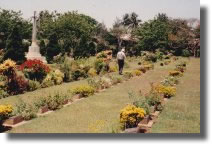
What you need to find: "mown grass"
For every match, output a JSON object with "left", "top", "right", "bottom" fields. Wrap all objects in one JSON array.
[
  {"left": 7, "top": 58, "right": 178, "bottom": 133},
  {"left": 151, "top": 58, "right": 200, "bottom": 133}
]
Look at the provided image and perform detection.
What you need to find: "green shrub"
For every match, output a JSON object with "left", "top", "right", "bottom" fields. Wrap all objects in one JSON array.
[
  {"left": 161, "top": 76, "right": 179, "bottom": 86},
  {"left": 71, "top": 69, "right": 88, "bottom": 81},
  {"left": 27, "top": 80, "right": 41, "bottom": 91},
  {"left": 182, "top": 49, "right": 191, "bottom": 57},
  {"left": 41, "top": 75, "right": 54, "bottom": 88},
  {"left": 94, "top": 59, "right": 106, "bottom": 74},
  {"left": 46, "top": 93, "right": 68, "bottom": 110},
  {"left": 60, "top": 58, "right": 72, "bottom": 82},
  {"left": 34, "top": 96, "right": 48, "bottom": 110},
  {"left": 0, "top": 75, "right": 8, "bottom": 99},
  {"left": 144, "top": 53, "right": 157, "bottom": 63},
  {"left": 110, "top": 75, "right": 123, "bottom": 85},
  {"left": 70, "top": 84, "right": 95, "bottom": 97},
  {"left": 15, "top": 101, "right": 37, "bottom": 121},
  {"left": 123, "top": 71, "right": 134, "bottom": 79},
  {"left": 87, "top": 78, "right": 100, "bottom": 90}
]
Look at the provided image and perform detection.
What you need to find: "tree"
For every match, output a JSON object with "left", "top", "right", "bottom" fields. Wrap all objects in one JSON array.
[
  {"left": 38, "top": 11, "right": 98, "bottom": 62},
  {"left": 122, "top": 12, "right": 141, "bottom": 30},
  {"left": 136, "top": 15, "right": 169, "bottom": 52},
  {"left": 0, "top": 8, "right": 31, "bottom": 64}
]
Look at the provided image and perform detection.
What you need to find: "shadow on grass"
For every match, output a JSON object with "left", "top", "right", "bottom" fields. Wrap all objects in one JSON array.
[{"left": 6, "top": 7, "right": 206, "bottom": 140}]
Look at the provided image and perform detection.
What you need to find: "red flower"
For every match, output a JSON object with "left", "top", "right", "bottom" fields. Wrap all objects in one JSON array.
[{"left": 19, "top": 59, "right": 50, "bottom": 73}]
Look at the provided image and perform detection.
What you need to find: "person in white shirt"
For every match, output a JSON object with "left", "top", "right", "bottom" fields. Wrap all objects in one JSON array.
[{"left": 117, "top": 49, "right": 126, "bottom": 75}]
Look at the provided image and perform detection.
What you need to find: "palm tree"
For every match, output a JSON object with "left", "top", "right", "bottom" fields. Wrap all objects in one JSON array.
[{"left": 122, "top": 12, "right": 141, "bottom": 29}]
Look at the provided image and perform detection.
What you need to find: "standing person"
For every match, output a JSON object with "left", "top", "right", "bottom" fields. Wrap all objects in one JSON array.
[{"left": 117, "top": 49, "right": 126, "bottom": 75}]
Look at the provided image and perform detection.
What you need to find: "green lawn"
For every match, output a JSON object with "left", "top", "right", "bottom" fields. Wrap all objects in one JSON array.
[
  {"left": 151, "top": 58, "right": 200, "bottom": 133},
  {"left": 6, "top": 59, "right": 179, "bottom": 133}
]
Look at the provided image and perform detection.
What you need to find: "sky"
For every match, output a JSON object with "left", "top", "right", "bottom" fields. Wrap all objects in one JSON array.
[{"left": 0, "top": 0, "right": 200, "bottom": 28}]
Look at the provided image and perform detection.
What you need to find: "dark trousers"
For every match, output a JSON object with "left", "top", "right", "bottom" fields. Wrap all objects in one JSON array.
[{"left": 118, "top": 59, "right": 124, "bottom": 74}]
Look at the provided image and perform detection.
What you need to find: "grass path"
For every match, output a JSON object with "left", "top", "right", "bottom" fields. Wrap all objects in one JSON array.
[
  {"left": 151, "top": 58, "right": 200, "bottom": 133},
  {"left": 8, "top": 60, "right": 179, "bottom": 133}
]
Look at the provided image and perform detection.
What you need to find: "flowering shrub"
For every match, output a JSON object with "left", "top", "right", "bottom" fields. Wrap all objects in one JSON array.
[
  {"left": 88, "top": 68, "right": 97, "bottom": 77},
  {"left": 133, "top": 70, "right": 142, "bottom": 76},
  {"left": 169, "top": 70, "right": 183, "bottom": 77},
  {"left": 0, "top": 105, "right": 13, "bottom": 122},
  {"left": 19, "top": 59, "right": 50, "bottom": 82},
  {"left": 41, "top": 69, "right": 64, "bottom": 88},
  {"left": 0, "top": 59, "right": 16, "bottom": 76},
  {"left": 154, "top": 84, "right": 176, "bottom": 98},
  {"left": 143, "top": 64, "right": 154, "bottom": 70},
  {"left": 120, "top": 104, "right": 146, "bottom": 129},
  {"left": 71, "top": 84, "right": 95, "bottom": 97}
]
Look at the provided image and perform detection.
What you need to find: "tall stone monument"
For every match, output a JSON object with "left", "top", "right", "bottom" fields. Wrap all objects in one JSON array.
[{"left": 26, "top": 11, "right": 47, "bottom": 63}]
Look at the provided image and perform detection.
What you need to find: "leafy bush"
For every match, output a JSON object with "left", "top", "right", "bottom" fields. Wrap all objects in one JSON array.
[
  {"left": 19, "top": 60, "right": 50, "bottom": 82},
  {"left": 70, "top": 84, "right": 95, "bottom": 97},
  {"left": 0, "top": 105, "right": 13, "bottom": 122},
  {"left": 120, "top": 104, "right": 146, "bottom": 129},
  {"left": 27, "top": 80, "right": 41, "bottom": 91}
]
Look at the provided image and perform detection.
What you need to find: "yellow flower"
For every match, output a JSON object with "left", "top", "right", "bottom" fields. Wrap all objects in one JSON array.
[{"left": 120, "top": 104, "right": 146, "bottom": 129}]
